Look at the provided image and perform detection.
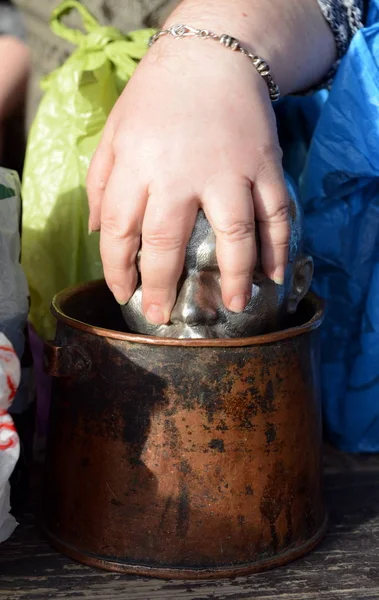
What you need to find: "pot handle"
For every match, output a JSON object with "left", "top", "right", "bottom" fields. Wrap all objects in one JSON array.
[{"left": 44, "top": 341, "right": 92, "bottom": 378}]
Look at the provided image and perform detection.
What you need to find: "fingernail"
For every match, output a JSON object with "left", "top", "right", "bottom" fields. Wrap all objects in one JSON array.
[
  {"left": 272, "top": 268, "right": 285, "bottom": 286},
  {"left": 112, "top": 285, "right": 128, "bottom": 305},
  {"left": 229, "top": 295, "right": 249, "bottom": 313},
  {"left": 145, "top": 304, "right": 165, "bottom": 325}
]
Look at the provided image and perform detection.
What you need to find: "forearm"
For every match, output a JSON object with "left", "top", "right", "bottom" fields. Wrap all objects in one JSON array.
[{"left": 163, "top": 0, "right": 336, "bottom": 95}]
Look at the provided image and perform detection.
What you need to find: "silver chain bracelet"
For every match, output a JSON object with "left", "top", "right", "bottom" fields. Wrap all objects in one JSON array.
[{"left": 148, "top": 24, "right": 280, "bottom": 102}]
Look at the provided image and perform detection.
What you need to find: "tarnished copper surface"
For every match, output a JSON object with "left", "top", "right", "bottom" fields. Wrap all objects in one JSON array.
[{"left": 42, "top": 280, "right": 326, "bottom": 579}]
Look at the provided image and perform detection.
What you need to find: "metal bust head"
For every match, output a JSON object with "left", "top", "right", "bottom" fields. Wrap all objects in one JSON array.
[{"left": 122, "top": 176, "right": 313, "bottom": 338}]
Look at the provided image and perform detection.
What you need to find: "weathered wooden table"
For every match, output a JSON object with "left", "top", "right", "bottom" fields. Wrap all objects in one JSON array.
[{"left": 1, "top": 446, "right": 379, "bottom": 600}]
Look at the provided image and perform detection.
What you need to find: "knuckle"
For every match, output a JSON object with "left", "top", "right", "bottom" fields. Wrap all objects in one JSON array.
[
  {"left": 112, "top": 139, "right": 130, "bottom": 161},
  {"left": 143, "top": 230, "right": 183, "bottom": 252},
  {"left": 255, "top": 144, "right": 283, "bottom": 181},
  {"left": 143, "top": 284, "right": 170, "bottom": 297},
  {"left": 222, "top": 268, "right": 253, "bottom": 281},
  {"left": 216, "top": 220, "right": 255, "bottom": 242},
  {"left": 259, "top": 200, "right": 290, "bottom": 223},
  {"left": 113, "top": 131, "right": 149, "bottom": 163},
  {"left": 101, "top": 216, "right": 134, "bottom": 240},
  {"left": 270, "top": 238, "right": 289, "bottom": 249},
  {"left": 268, "top": 203, "right": 290, "bottom": 222},
  {"left": 255, "top": 143, "right": 283, "bottom": 166}
]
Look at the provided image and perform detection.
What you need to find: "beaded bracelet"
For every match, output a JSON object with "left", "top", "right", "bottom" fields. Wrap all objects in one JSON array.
[{"left": 148, "top": 24, "right": 280, "bottom": 102}]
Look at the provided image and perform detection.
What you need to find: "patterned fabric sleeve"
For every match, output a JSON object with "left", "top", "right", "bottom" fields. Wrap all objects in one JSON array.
[
  {"left": 314, "top": 0, "right": 368, "bottom": 87},
  {"left": 316, "top": 0, "right": 367, "bottom": 58}
]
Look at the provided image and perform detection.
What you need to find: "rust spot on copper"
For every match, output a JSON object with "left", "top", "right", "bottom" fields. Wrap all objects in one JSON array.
[
  {"left": 265, "top": 423, "right": 277, "bottom": 446},
  {"left": 208, "top": 439, "right": 225, "bottom": 453}
]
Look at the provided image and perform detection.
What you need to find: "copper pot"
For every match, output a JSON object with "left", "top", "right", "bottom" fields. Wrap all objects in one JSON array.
[{"left": 42, "top": 279, "right": 326, "bottom": 579}]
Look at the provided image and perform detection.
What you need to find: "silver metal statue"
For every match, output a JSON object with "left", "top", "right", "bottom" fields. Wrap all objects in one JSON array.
[{"left": 121, "top": 175, "right": 313, "bottom": 338}]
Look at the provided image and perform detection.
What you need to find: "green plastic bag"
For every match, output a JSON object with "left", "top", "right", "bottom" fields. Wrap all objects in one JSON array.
[{"left": 21, "top": 0, "right": 154, "bottom": 339}]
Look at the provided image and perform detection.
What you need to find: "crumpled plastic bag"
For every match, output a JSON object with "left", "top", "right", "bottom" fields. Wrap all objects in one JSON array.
[
  {"left": 21, "top": 0, "right": 154, "bottom": 340},
  {"left": 0, "top": 168, "right": 28, "bottom": 357},
  {"left": 0, "top": 334, "right": 21, "bottom": 543},
  {"left": 276, "top": 0, "right": 379, "bottom": 452},
  {"left": 0, "top": 167, "right": 29, "bottom": 415}
]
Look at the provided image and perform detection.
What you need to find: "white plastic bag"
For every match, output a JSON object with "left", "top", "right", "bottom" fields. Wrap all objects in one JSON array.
[
  {"left": 0, "top": 334, "right": 20, "bottom": 543},
  {"left": 0, "top": 167, "right": 30, "bottom": 414},
  {"left": 0, "top": 166, "right": 28, "bottom": 541}
]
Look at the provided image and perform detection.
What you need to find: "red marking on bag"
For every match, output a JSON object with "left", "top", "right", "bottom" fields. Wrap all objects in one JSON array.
[
  {"left": 0, "top": 437, "right": 17, "bottom": 451},
  {"left": 0, "top": 346, "right": 15, "bottom": 354},
  {"left": 0, "top": 345, "right": 15, "bottom": 362},
  {"left": 6, "top": 375, "right": 17, "bottom": 402},
  {"left": 0, "top": 422, "right": 16, "bottom": 433}
]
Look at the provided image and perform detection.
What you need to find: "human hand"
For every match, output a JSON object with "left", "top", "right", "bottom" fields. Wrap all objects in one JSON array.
[{"left": 87, "top": 0, "right": 335, "bottom": 325}]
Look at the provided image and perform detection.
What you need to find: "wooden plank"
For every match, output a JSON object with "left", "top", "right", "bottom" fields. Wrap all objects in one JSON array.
[{"left": 1, "top": 464, "right": 379, "bottom": 600}]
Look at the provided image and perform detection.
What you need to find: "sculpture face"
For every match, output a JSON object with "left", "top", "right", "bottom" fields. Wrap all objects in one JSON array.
[{"left": 122, "top": 177, "right": 313, "bottom": 339}]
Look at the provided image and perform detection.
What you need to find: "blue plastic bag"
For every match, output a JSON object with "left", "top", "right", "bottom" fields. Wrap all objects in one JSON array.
[{"left": 279, "top": 0, "right": 379, "bottom": 452}]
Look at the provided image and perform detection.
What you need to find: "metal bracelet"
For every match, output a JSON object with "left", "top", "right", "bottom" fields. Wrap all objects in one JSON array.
[{"left": 148, "top": 24, "right": 280, "bottom": 102}]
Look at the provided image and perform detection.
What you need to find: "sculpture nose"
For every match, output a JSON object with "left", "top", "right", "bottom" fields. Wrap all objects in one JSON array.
[{"left": 171, "top": 273, "right": 218, "bottom": 325}]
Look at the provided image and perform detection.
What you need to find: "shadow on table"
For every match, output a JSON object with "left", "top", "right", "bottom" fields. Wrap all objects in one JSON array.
[{"left": 321, "top": 445, "right": 379, "bottom": 546}]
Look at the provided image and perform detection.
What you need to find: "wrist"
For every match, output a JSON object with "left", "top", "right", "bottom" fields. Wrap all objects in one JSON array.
[
  {"left": 149, "top": 24, "right": 279, "bottom": 102},
  {"left": 145, "top": 30, "right": 272, "bottom": 107},
  {"left": 163, "top": 0, "right": 336, "bottom": 96}
]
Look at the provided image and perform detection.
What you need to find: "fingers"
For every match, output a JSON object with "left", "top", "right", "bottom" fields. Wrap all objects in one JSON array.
[
  {"left": 253, "top": 151, "right": 290, "bottom": 284},
  {"left": 141, "top": 187, "right": 197, "bottom": 324},
  {"left": 87, "top": 127, "right": 115, "bottom": 232},
  {"left": 202, "top": 174, "right": 256, "bottom": 313},
  {"left": 99, "top": 161, "right": 147, "bottom": 304}
]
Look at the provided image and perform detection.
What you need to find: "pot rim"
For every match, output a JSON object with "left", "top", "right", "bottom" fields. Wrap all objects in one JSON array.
[{"left": 51, "top": 279, "right": 324, "bottom": 347}]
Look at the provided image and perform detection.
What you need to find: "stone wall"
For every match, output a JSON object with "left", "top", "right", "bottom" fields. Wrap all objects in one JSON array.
[{"left": 14, "top": 0, "right": 178, "bottom": 123}]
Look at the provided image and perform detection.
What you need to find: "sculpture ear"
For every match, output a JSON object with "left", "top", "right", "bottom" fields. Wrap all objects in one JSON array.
[{"left": 287, "top": 255, "right": 314, "bottom": 314}]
